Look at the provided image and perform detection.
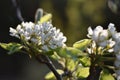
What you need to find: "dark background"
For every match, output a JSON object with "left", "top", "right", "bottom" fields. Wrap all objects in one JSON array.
[{"left": 0, "top": 0, "right": 120, "bottom": 80}]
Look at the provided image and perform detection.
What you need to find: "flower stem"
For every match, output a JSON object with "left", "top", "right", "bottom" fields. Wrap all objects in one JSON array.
[
  {"left": 36, "top": 54, "right": 63, "bottom": 80},
  {"left": 86, "top": 65, "right": 101, "bottom": 80},
  {"left": 87, "top": 54, "right": 102, "bottom": 80},
  {"left": 100, "top": 57, "right": 115, "bottom": 61}
]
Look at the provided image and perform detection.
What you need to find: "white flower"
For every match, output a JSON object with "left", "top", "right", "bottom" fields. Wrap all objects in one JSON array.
[
  {"left": 113, "top": 33, "right": 120, "bottom": 43},
  {"left": 108, "top": 39, "right": 116, "bottom": 48},
  {"left": 117, "top": 75, "right": 120, "bottom": 80},
  {"left": 98, "top": 40, "right": 108, "bottom": 47},
  {"left": 99, "top": 30, "right": 109, "bottom": 41},
  {"left": 87, "top": 27, "right": 93, "bottom": 38},
  {"left": 114, "top": 43, "right": 120, "bottom": 53},
  {"left": 87, "top": 23, "right": 117, "bottom": 48},
  {"left": 88, "top": 26, "right": 103, "bottom": 42},
  {"left": 39, "top": 22, "right": 67, "bottom": 51},
  {"left": 108, "top": 23, "right": 116, "bottom": 36},
  {"left": 9, "top": 27, "right": 19, "bottom": 38},
  {"left": 9, "top": 21, "right": 67, "bottom": 52},
  {"left": 87, "top": 25, "right": 112, "bottom": 47}
]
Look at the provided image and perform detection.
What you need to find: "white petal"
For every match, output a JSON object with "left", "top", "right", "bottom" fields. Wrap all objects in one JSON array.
[
  {"left": 117, "top": 75, "right": 120, "bottom": 80},
  {"left": 99, "top": 30, "right": 109, "bottom": 41},
  {"left": 92, "top": 26, "right": 103, "bottom": 42},
  {"left": 87, "top": 27, "right": 93, "bottom": 38},
  {"left": 108, "top": 39, "right": 115, "bottom": 48},
  {"left": 9, "top": 27, "right": 17, "bottom": 33},
  {"left": 98, "top": 40, "right": 107, "bottom": 47},
  {"left": 108, "top": 23, "right": 115, "bottom": 33}
]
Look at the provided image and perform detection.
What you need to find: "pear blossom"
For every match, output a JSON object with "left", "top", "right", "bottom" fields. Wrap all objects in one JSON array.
[
  {"left": 87, "top": 26, "right": 103, "bottom": 42},
  {"left": 108, "top": 23, "right": 116, "bottom": 37},
  {"left": 10, "top": 27, "right": 19, "bottom": 38},
  {"left": 117, "top": 76, "right": 120, "bottom": 80},
  {"left": 87, "top": 24, "right": 115, "bottom": 48},
  {"left": 108, "top": 23, "right": 120, "bottom": 80},
  {"left": 9, "top": 21, "right": 67, "bottom": 52}
]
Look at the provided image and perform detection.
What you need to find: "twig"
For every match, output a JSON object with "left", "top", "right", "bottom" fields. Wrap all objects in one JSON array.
[
  {"left": 86, "top": 65, "right": 101, "bottom": 80},
  {"left": 36, "top": 54, "right": 63, "bottom": 80}
]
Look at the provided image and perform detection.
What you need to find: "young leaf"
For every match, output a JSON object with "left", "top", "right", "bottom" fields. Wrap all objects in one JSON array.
[
  {"left": 45, "top": 69, "right": 63, "bottom": 80},
  {"left": 66, "top": 58, "right": 78, "bottom": 71},
  {"left": 57, "top": 47, "right": 87, "bottom": 60},
  {"left": 79, "top": 57, "right": 91, "bottom": 67},
  {"left": 0, "top": 43, "right": 23, "bottom": 54},
  {"left": 51, "top": 52, "right": 61, "bottom": 60},
  {"left": 76, "top": 67, "right": 89, "bottom": 79},
  {"left": 73, "top": 39, "right": 91, "bottom": 51},
  {"left": 39, "top": 13, "right": 52, "bottom": 23},
  {"left": 99, "top": 69, "right": 115, "bottom": 80},
  {"left": 35, "top": 8, "right": 43, "bottom": 23}
]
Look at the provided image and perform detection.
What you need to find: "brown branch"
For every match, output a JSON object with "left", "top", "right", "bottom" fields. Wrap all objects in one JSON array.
[
  {"left": 36, "top": 54, "right": 63, "bottom": 80},
  {"left": 86, "top": 65, "right": 101, "bottom": 80}
]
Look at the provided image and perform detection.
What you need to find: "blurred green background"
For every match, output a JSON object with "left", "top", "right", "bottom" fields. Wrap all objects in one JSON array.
[{"left": 0, "top": 0, "right": 120, "bottom": 80}]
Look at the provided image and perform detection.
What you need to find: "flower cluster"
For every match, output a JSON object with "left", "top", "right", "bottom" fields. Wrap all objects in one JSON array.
[
  {"left": 87, "top": 23, "right": 115, "bottom": 48},
  {"left": 10, "top": 21, "right": 67, "bottom": 52},
  {"left": 87, "top": 23, "right": 120, "bottom": 80},
  {"left": 110, "top": 25, "right": 120, "bottom": 80}
]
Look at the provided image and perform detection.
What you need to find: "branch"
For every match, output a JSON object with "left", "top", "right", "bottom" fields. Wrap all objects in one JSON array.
[
  {"left": 86, "top": 65, "right": 101, "bottom": 80},
  {"left": 36, "top": 54, "right": 63, "bottom": 80}
]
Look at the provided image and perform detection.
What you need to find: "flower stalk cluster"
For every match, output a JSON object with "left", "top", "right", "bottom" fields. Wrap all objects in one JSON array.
[
  {"left": 87, "top": 23, "right": 115, "bottom": 48},
  {"left": 10, "top": 21, "right": 67, "bottom": 52},
  {"left": 87, "top": 23, "right": 120, "bottom": 80}
]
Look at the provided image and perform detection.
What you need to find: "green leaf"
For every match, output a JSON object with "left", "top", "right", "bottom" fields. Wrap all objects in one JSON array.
[
  {"left": 73, "top": 39, "right": 91, "bottom": 51},
  {"left": 76, "top": 67, "right": 89, "bottom": 79},
  {"left": 0, "top": 43, "right": 23, "bottom": 54},
  {"left": 45, "top": 69, "right": 63, "bottom": 80},
  {"left": 66, "top": 58, "right": 78, "bottom": 71},
  {"left": 51, "top": 52, "right": 61, "bottom": 60},
  {"left": 99, "top": 69, "right": 115, "bottom": 80},
  {"left": 79, "top": 57, "right": 91, "bottom": 67},
  {"left": 39, "top": 13, "right": 52, "bottom": 23},
  {"left": 45, "top": 50, "right": 54, "bottom": 55},
  {"left": 35, "top": 8, "right": 43, "bottom": 23},
  {"left": 57, "top": 47, "right": 87, "bottom": 60}
]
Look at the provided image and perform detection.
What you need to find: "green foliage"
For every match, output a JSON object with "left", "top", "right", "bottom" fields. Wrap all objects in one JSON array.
[
  {"left": 79, "top": 57, "right": 91, "bottom": 67},
  {"left": 57, "top": 47, "right": 87, "bottom": 60},
  {"left": 0, "top": 43, "right": 23, "bottom": 54},
  {"left": 45, "top": 69, "right": 64, "bottom": 80},
  {"left": 73, "top": 39, "right": 91, "bottom": 51},
  {"left": 65, "top": 58, "right": 78, "bottom": 71},
  {"left": 39, "top": 13, "right": 52, "bottom": 23},
  {"left": 75, "top": 67, "right": 89, "bottom": 79},
  {"left": 35, "top": 8, "right": 52, "bottom": 24},
  {"left": 45, "top": 50, "right": 54, "bottom": 55},
  {"left": 99, "top": 69, "right": 115, "bottom": 80}
]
